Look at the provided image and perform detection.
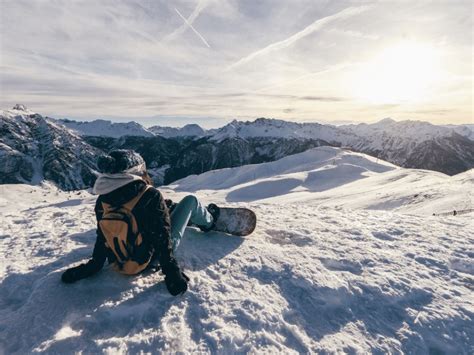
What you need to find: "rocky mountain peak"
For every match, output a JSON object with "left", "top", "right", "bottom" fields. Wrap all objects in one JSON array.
[{"left": 12, "top": 104, "right": 29, "bottom": 111}]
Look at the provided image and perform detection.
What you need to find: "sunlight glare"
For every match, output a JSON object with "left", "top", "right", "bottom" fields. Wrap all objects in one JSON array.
[{"left": 353, "top": 41, "right": 441, "bottom": 104}]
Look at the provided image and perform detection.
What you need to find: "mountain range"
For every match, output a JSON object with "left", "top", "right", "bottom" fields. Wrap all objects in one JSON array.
[
  {"left": 1, "top": 105, "right": 473, "bottom": 190},
  {"left": 58, "top": 112, "right": 474, "bottom": 176}
]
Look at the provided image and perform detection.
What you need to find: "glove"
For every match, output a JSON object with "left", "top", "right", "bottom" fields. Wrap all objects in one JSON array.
[
  {"left": 164, "top": 270, "right": 190, "bottom": 296},
  {"left": 165, "top": 199, "right": 177, "bottom": 213},
  {"left": 61, "top": 267, "right": 80, "bottom": 283},
  {"left": 61, "top": 260, "right": 102, "bottom": 283}
]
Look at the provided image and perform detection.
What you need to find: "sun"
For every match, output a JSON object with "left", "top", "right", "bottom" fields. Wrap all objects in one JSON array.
[{"left": 353, "top": 41, "right": 441, "bottom": 104}]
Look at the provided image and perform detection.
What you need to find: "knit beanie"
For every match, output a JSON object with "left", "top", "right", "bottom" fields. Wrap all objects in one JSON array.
[{"left": 97, "top": 149, "right": 145, "bottom": 174}]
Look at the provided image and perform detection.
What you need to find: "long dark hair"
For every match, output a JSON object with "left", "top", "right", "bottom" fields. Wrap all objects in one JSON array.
[{"left": 142, "top": 171, "right": 154, "bottom": 186}]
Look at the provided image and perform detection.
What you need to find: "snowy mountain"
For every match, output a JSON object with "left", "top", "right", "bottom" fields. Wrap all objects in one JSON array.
[
  {"left": 209, "top": 117, "right": 359, "bottom": 145},
  {"left": 209, "top": 118, "right": 474, "bottom": 175},
  {"left": 2, "top": 108, "right": 473, "bottom": 191},
  {"left": 337, "top": 119, "right": 474, "bottom": 175},
  {"left": 55, "top": 117, "right": 207, "bottom": 139},
  {"left": 148, "top": 123, "right": 207, "bottom": 138},
  {"left": 53, "top": 115, "right": 474, "bottom": 176},
  {"left": 0, "top": 106, "right": 100, "bottom": 190},
  {"left": 57, "top": 118, "right": 155, "bottom": 138},
  {"left": 447, "top": 124, "right": 474, "bottom": 141},
  {"left": 1, "top": 148, "right": 472, "bottom": 353}
]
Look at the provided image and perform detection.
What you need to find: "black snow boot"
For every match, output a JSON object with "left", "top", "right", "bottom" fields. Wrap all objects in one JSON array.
[{"left": 198, "top": 203, "right": 220, "bottom": 232}]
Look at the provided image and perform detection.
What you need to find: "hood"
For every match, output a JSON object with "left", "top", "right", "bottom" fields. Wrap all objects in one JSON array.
[{"left": 99, "top": 180, "right": 147, "bottom": 206}]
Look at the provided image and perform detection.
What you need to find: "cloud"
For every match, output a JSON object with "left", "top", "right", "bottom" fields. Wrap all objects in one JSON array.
[
  {"left": 226, "top": 5, "right": 371, "bottom": 71},
  {"left": 0, "top": 0, "right": 471, "bottom": 125}
]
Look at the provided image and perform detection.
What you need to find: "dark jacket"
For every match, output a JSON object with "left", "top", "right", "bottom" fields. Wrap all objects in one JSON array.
[{"left": 69, "top": 180, "right": 180, "bottom": 280}]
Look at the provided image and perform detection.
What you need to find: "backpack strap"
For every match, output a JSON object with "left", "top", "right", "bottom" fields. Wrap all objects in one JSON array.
[
  {"left": 123, "top": 185, "right": 152, "bottom": 212},
  {"left": 101, "top": 185, "right": 152, "bottom": 213}
]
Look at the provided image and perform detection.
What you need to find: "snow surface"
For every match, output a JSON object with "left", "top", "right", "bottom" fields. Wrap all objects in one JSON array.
[
  {"left": 171, "top": 147, "right": 471, "bottom": 215},
  {"left": 1, "top": 148, "right": 473, "bottom": 353}
]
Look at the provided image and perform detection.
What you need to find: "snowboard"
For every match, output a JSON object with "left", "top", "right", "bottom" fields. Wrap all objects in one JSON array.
[{"left": 212, "top": 207, "right": 257, "bottom": 236}]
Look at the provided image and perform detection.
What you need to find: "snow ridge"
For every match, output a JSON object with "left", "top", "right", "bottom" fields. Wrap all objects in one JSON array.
[{"left": 58, "top": 118, "right": 155, "bottom": 138}]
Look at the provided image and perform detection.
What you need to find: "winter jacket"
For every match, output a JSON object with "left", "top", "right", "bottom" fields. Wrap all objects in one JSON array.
[{"left": 68, "top": 180, "right": 181, "bottom": 280}]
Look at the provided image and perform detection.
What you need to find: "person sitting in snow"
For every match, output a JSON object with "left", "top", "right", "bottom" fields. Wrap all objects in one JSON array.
[{"left": 61, "top": 149, "right": 220, "bottom": 296}]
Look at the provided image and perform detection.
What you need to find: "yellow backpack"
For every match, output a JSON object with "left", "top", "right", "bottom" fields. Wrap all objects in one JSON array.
[{"left": 99, "top": 186, "right": 152, "bottom": 275}]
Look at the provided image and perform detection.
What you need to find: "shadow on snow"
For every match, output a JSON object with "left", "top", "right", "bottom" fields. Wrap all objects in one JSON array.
[{"left": 0, "top": 228, "right": 243, "bottom": 353}]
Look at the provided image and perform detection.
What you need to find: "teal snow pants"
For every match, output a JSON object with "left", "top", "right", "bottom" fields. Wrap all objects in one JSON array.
[{"left": 170, "top": 195, "right": 213, "bottom": 251}]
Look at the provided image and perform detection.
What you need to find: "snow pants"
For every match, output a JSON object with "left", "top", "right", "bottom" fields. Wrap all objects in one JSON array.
[{"left": 169, "top": 195, "right": 213, "bottom": 251}]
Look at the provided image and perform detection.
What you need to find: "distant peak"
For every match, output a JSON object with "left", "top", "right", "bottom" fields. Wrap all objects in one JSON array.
[
  {"left": 183, "top": 123, "right": 202, "bottom": 129},
  {"left": 377, "top": 117, "right": 396, "bottom": 125},
  {"left": 13, "top": 104, "right": 28, "bottom": 111}
]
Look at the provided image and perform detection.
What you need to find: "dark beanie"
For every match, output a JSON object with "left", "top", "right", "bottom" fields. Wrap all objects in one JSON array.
[{"left": 97, "top": 149, "right": 145, "bottom": 174}]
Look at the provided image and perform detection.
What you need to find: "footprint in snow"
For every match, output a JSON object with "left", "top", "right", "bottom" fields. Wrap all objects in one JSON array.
[
  {"left": 371, "top": 228, "right": 404, "bottom": 241},
  {"left": 414, "top": 256, "right": 449, "bottom": 272},
  {"left": 449, "top": 257, "right": 474, "bottom": 275},
  {"left": 265, "top": 229, "right": 313, "bottom": 247},
  {"left": 319, "top": 258, "right": 363, "bottom": 275}
]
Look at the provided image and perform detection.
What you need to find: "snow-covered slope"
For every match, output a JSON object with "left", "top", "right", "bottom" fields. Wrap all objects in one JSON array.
[
  {"left": 57, "top": 118, "right": 155, "bottom": 138},
  {"left": 1, "top": 148, "right": 472, "bottom": 353},
  {"left": 170, "top": 146, "right": 471, "bottom": 215}
]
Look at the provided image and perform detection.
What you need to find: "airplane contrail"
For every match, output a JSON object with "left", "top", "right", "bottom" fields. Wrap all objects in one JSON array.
[
  {"left": 226, "top": 5, "right": 370, "bottom": 71},
  {"left": 165, "top": 1, "right": 208, "bottom": 41},
  {"left": 174, "top": 7, "right": 211, "bottom": 48}
]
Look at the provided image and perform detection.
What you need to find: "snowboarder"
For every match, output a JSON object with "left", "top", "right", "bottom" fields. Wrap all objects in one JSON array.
[{"left": 61, "top": 149, "right": 220, "bottom": 296}]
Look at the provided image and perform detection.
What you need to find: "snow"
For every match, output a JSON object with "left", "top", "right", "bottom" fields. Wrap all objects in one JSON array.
[
  {"left": 56, "top": 119, "right": 155, "bottom": 138},
  {"left": 170, "top": 147, "right": 471, "bottom": 215},
  {"left": 340, "top": 118, "right": 456, "bottom": 145},
  {"left": 1, "top": 148, "right": 473, "bottom": 353},
  {"left": 209, "top": 118, "right": 356, "bottom": 145},
  {"left": 149, "top": 124, "right": 207, "bottom": 138},
  {"left": 448, "top": 124, "right": 474, "bottom": 141}
]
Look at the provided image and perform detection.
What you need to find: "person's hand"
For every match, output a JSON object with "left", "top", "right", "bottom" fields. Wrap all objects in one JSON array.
[
  {"left": 165, "top": 270, "right": 189, "bottom": 296},
  {"left": 61, "top": 267, "right": 80, "bottom": 283}
]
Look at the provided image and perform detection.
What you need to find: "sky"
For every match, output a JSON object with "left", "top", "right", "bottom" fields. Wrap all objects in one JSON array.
[{"left": 0, "top": 0, "right": 472, "bottom": 128}]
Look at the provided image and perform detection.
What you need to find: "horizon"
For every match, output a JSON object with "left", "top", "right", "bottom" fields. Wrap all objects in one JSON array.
[
  {"left": 4, "top": 104, "right": 474, "bottom": 129},
  {"left": 1, "top": 1, "right": 472, "bottom": 126}
]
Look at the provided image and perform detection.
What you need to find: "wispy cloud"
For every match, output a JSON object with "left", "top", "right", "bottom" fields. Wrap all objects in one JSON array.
[
  {"left": 0, "top": 0, "right": 471, "bottom": 125},
  {"left": 226, "top": 5, "right": 371, "bottom": 71}
]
